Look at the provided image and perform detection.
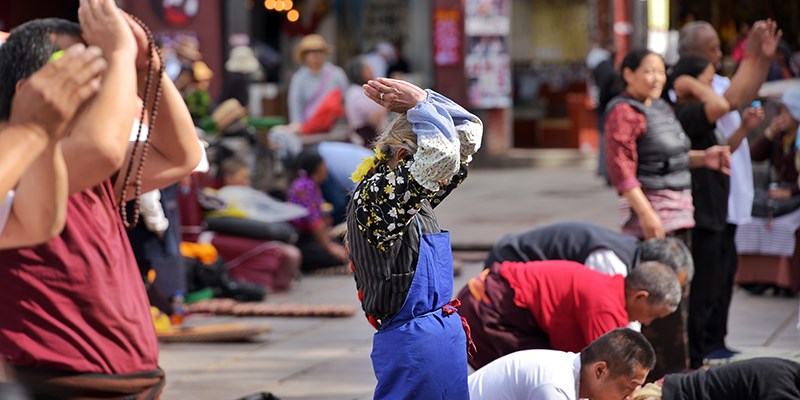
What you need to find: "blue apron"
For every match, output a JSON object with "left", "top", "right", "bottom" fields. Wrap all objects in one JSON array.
[{"left": 370, "top": 218, "right": 469, "bottom": 399}]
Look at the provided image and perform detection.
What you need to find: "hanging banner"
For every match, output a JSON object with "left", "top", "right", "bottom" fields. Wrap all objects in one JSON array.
[
  {"left": 433, "top": 8, "right": 462, "bottom": 67},
  {"left": 464, "top": 0, "right": 511, "bottom": 109}
]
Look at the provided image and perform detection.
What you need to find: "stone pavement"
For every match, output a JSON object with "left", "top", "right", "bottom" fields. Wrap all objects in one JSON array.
[{"left": 159, "top": 164, "right": 800, "bottom": 400}]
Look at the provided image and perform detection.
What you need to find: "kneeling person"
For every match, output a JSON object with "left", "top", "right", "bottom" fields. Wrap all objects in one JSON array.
[
  {"left": 457, "top": 260, "right": 681, "bottom": 369},
  {"left": 469, "top": 328, "right": 655, "bottom": 400}
]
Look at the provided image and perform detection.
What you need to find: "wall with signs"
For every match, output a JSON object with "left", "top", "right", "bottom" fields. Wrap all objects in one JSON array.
[{"left": 464, "top": 0, "right": 512, "bottom": 109}]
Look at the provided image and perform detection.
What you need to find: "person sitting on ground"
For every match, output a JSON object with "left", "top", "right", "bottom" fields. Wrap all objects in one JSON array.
[
  {"left": 0, "top": 43, "right": 104, "bottom": 249},
  {"left": 288, "top": 148, "right": 347, "bottom": 272},
  {"left": 469, "top": 328, "right": 655, "bottom": 400},
  {"left": 457, "top": 260, "right": 681, "bottom": 370},
  {"left": 632, "top": 357, "right": 800, "bottom": 400},
  {"left": 736, "top": 87, "right": 800, "bottom": 297},
  {"left": 0, "top": 2, "right": 202, "bottom": 396},
  {"left": 484, "top": 221, "right": 694, "bottom": 284}
]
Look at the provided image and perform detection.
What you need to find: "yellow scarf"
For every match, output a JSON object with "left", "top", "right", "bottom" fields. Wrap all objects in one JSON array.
[{"left": 351, "top": 148, "right": 387, "bottom": 183}]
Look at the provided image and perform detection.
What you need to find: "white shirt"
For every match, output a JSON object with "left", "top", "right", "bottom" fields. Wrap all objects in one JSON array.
[
  {"left": 584, "top": 248, "right": 629, "bottom": 276},
  {"left": 468, "top": 350, "right": 581, "bottom": 400},
  {"left": 713, "top": 74, "right": 754, "bottom": 225},
  {"left": 0, "top": 190, "right": 13, "bottom": 234}
]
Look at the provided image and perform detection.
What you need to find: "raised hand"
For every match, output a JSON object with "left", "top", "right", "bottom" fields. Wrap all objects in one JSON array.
[
  {"left": 672, "top": 75, "right": 700, "bottom": 99},
  {"left": 741, "top": 106, "right": 765, "bottom": 131},
  {"left": 8, "top": 44, "right": 106, "bottom": 140},
  {"left": 364, "top": 78, "right": 428, "bottom": 114},
  {"left": 765, "top": 113, "right": 792, "bottom": 140},
  {"left": 122, "top": 13, "right": 162, "bottom": 74},
  {"left": 78, "top": 0, "right": 136, "bottom": 61},
  {"left": 758, "top": 19, "right": 782, "bottom": 59}
]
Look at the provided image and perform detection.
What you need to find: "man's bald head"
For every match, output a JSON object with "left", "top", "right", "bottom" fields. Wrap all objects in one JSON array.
[{"left": 678, "top": 21, "right": 722, "bottom": 70}]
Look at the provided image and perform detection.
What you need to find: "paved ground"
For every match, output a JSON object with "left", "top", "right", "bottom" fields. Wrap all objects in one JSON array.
[{"left": 159, "top": 163, "right": 800, "bottom": 400}]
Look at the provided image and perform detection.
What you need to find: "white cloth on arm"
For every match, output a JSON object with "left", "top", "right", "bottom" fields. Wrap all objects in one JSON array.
[
  {"left": 584, "top": 248, "right": 629, "bottom": 276},
  {"left": 139, "top": 190, "right": 169, "bottom": 237},
  {"left": 468, "top": 350, "right": 581, "bottom": 400},
  {"left": 0, "top": 190, "right": 14, "bottom": 234},
  {"left": 129, "top": 118, "right": 209, "bottom": 173},
  {"left": 713, "top": 74, "right": 753, "bottom": 225},
  {"left": 407, "top": 90, "right": 483, "bottom": 192}
]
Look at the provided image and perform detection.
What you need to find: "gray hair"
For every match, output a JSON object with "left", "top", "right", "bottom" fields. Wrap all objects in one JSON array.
[
  {"left": 639, "top": 238, "right": 694, "bottom": 282},
  {"left": 625, "top": 261, "right": 682, "bottom": 310},
  {"left": 372, "top": 115, "right": 417, "bottom": 161},
  {"left": 678, "top": 21, "right": 715, "bottom": 57},
  {"left": 580, "top": 328, "right": 656, "bottom": 378}
]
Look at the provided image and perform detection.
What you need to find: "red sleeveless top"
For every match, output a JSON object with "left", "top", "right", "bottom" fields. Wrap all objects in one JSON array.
[{"left": 0, "top": 180, "right": 158, "bottom": 374}]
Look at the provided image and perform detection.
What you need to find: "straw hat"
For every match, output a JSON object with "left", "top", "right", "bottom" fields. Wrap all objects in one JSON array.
[
  {"left": 293, "top": 34, "right": 332, "bottom": 64},
  {"left": 211, "top": 98, "right": 248, "bottom": 132},
  {"left": 192, "top": 61, "right": 214, "bottom": 81},
  {"left": 225, "top": 46, "right": 260, "bottom": 74}
]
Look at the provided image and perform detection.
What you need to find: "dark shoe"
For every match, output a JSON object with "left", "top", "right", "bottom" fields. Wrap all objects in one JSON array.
[
  {"left": 741, "top": 283, "right": 769, "bottom": 296},
  {"left": 774, "top": 287, "right": 796, "bottom": 298},
  {"left": 704, "top": 347, "right": 739, "bottom": 361}
]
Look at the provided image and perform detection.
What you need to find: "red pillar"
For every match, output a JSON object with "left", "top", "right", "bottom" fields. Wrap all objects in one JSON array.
[{"left": 613, "top": 0, "right": 632, "bottom": 67}]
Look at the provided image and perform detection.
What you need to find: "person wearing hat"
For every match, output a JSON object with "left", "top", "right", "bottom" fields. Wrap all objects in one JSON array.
[
  {"left": 735, "top": 86, "right": 800, "bottom": 297},
  {"left": 287, "top": 34, "right": 348, "bottom": 133},
  {"left": 220, "top": 46, "right": 261, "bottom": 107}
]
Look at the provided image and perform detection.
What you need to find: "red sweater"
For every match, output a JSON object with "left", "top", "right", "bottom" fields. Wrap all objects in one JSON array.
[{"left": 497, "top": 260, "right": 628, "bottom": 352}]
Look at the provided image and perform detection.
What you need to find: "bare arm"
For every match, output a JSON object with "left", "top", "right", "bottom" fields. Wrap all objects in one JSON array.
[
  {"left": 0, "top": 43, "right": 106, "bottom": 247},
  {"left": 725, "top": 20, "right": 781, "bottom": 109},
  {"left": 727, "top": 106, "right": 765, "bottom": 152},
  {"left": 622, "top": 187, "right": 664, "bottom": 239},
  {"left": 64, "top": 0, "right": 138, "bottom": 194},
  {"left": 673, "top": 76, "right": 730, "bottom": 123},
  {"left": 0, "top": 143, "right": 67, "bottom": 249},
  {"left": 115, "top": 15, "right": 201, "bottom": 200},
  {"left": 117, "top": 73, "right": 201, "bottom": 199}
]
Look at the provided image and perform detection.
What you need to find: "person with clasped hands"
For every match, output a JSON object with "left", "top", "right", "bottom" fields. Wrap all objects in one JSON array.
[{"left": 0, "top": 43, "right": 106, "bottom": 249}]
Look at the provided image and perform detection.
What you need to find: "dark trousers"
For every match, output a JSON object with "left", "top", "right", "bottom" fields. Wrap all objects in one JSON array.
[
  {"left": 15, "top": 367, "right": 165, "bottom": 400},
  {"left": 296, "top": 233, "right": 343, "bottom": 273},
  {"left": 688, "top": 224, "right": 738, "bottom": 368},
  {"left": 456, "top": 269, "right": 550, "bottom": 370},
  {"left": 641, "top": 228, "right": 691, "bottom": 381}
]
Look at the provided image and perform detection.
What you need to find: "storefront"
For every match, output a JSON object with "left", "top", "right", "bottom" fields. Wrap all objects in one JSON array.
[{"left": 510, "top": 0, "right": 600, "bottom": 150}]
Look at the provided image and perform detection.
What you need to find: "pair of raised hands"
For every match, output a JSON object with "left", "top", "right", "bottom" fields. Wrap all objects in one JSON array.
[{"left": 9, "top": 0, "right": 157, "bottom": 142}]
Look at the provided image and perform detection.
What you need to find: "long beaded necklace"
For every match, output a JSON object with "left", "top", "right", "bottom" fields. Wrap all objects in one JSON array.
[{"left": 119, "top": 15, "right": 165, "bottom": 229}]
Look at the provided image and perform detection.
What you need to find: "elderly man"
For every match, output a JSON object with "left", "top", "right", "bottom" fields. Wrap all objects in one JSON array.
[
  {"left": 677, "top": 19, "right": 779, "bottom": 370},
  {"left": 469, "top": 328, "right": 655, "bottom": 400},
  {"left": 457, "top": 260, "right": 681, "bottom": 370}
]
